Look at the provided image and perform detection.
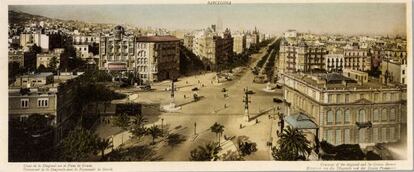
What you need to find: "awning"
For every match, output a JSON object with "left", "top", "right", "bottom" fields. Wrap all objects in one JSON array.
[{"left": 284, "top": 112, "right": 318, "bottom": 129}]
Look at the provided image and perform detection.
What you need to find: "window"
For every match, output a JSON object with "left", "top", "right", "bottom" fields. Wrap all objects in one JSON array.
[
  {"left": 344, "top": 129, "right": 350, "bottom": 144},
  {"left": 373, "top": 109, "right": 380, "bottom": 122},
  {"left": 358, "top": 109, "right": 366, "bottom": 122},
  {"left": 402, "top": 70, "right": 405, "bottom": 74},
  {"left": 327, "top": 130, "right": 335, "bottom": 144},
  {"left": 374, "top": 93, "right": 379, "bottom": 101},
  {"left": 336, "top": 94, "right": 341, "bottom": 103},
  {"left": 390, "top": 127, "right": 395, "bottom": 140},
  {"left": 20, "top": 99, "right": 29, "bottom": 108},
  {"left": 373, "top": 128, "right": 379, "bottom": 143},
  {"left": 335, "top": 110, "right": 342, "bottom": 124},
  {"left": 37, "top": 98, "right": 49, "bottom": 107},
  {"left": 336, "top": 130, "right": 342, "bottom": 145},
  {"left": 344, "top": 110, "right": 351, "bottom": 124},
  {"left": 358, "top": 129, "right": 365, "bottom": 143},
  {"left": 328, "top": 94, "right": 333, "bottom": 103},
  {"left": 327, "top": 111, "right": 334, "bottom": 125},
  {"left": 390, "top": 108, "right": 396, "bottom": 121},
  {"left": 381, "top": 128, "right": 387, "bottom": 142},
  {"left": 381, "top": 109, "right": 388, "bottom": 121},
  {"left": 345, "top": 94, "right": 350, "bottom": 103}
]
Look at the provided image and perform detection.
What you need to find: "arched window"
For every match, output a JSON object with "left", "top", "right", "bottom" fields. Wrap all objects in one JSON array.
[
  {"left": 344, "top": 109, "right": 351, "bottom": 124},
  {"left": 381, "top": 108, "right": 388, "bottom": 121},
  {"left": 358, "top": 109, "right": 365, "bottom": 122},
  {"left": 373, "top": 109, "right": 380, "bottom": 122},
  {"left": 327, "top": 111, "right": 334, "bottom": 125},
  {"left": 335, "top": 110, "right": 342, "bottom": 124}
]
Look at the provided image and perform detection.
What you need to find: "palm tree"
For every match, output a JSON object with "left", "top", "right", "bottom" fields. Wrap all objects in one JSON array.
[
  {"left": 147, "top": 125, "right": 162, "bottom": 145},
  {"left": 189, "top": 142, "right": 222, "bottom": 161},
  {"left": 96, "top": 138, "right": 112, "bottom": 160},
  {"left": 272, "top": 126, "right": 311, "bottom": 160},
  {"left": 112, "top": 112, "right": 130, "bottom": 131},
  {"left": 210, "top": 122, "right": 224, "bottom": 146}
]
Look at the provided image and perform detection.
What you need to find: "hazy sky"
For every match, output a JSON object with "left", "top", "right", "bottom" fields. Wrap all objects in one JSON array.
[{"left": 10, "top": 3, "right": 407, "bottom": 36}]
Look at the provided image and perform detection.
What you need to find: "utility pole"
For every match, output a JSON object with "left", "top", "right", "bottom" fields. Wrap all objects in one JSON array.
[{"left": 243, "top": 87, "right": 251, "bottom": 122}]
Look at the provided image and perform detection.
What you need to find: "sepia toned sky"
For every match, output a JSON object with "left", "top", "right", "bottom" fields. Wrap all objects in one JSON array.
[{"left": 10, "top": 3, "right": 407, "bottom": 36}]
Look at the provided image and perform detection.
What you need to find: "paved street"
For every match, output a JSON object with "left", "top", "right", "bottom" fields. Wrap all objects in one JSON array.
[{"left": 95, "top": 40, "right": 285, "bottom": 160}]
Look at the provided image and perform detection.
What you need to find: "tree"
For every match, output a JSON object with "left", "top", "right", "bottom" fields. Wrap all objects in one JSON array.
[
  {"left": 210, "top": 122, "right": 224, "bottom": 145},
  {"left": 167, "top": 133, "right": 186, "bottom": 147},
  {"left": 59, "top": 126, "right": 99, "bottom": 161},
  {"left": 31, "top": 44, "right": 42, "bottom": 54},
  {"left": 96, "top": 138, "right": 112, "bottom": 160},
  {"left": 221, "top": 150, "right": 244, "bottom": 161},
  {"left": 130, "top": 124, "right": 147, "bottom": 141},
  {"left": 112, "top": 113, "right": 130, "bottom": 131},
  {"left": 48, "top": 56, "right": 58, "bottom": 70},
  {"left": 238, "top": 140, "right": 257, "bottom": 156},
  {"left": 189, "top": 142, "right": 222, "bottom": 161},
  {"left": 37, "top": 64, "right": 48, "bottom": 73},
  {"left": 271, "top": 126, "right": 311, "bottom": 161},
  {"left": 147, "top": 125, "right": 163, "bottom": 145}
]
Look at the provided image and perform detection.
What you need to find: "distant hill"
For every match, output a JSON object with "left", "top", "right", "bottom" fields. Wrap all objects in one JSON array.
[{"left": 8, "top": 10, "right": 55, "bottom": 25}]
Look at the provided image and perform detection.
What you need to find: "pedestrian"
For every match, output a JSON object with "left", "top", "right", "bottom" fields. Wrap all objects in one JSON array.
[
  {"left": 184, "top": 95, "right": 186, "bottom": 99},
  {"left": 256, "top": 119, "right": 259, "bottom": 124},
  {"left": 186, "top": 81, "right": 188, "bottom": 84},
  {"left": 202, "top": 84, "right": 204, "bottom": 87},
  {"left": 224, "top": 104, "right": 227, "bottom": 108},
  {"left": 240, "top": 124, "right": 243, "bottom": 129}
]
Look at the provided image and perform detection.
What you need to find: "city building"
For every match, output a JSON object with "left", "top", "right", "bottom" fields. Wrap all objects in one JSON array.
[
  {"left": 233, "top": 33, "right": 246, "bottom": 54},
  {"left": 183, "top": 34, "right": 194, "bottom": 51},
  {"left": 324, "top": 53, "right": 344, "bottom": 72},
  {"left": 284, "top": 29, "right": 298, "bottom": 38},
  {"left": 9, "top": 72, "right": 83, "bottom": 143},
  {"left": 20, "top": 32, "right": 49, "bottom": 52},
  {"left": 72, "top": 34, "right": 100, "bottom": 45},
  {"left": 135, "top": 35, "right": 180, "bottom": 83},
  {"left": 36, "top": 49, "right": 62, "bottom": 69},
  {"left": 278, "top": 38, "right": 327, "bottom": 73},
  {"left": 282, "top": 72, "right": 406, "bottom": 146},
  {"left": 99, "top": 25, "right": 136, "bottom": 72},
  {"left": 73, "top": 44, "right": 91, "bottom": 59},
  {"left": 193, "top": 27, "right": 233, "bottom": 71},
  {"left": 8, "top": 50, "right": 24, "bottom": 67},
  {"left": 380, "top": 59, "right": 407, "bottom": 85},
  {"left": 343, "top": 47, "right": 371, "bottom": 71}
]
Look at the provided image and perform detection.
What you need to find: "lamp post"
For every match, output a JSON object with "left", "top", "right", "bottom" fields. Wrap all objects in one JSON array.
[
  {"left": 194, "top": 122, "right": 197, "bottom": 135},
  {"left": 161, "top": 118, "right": 164, "bottom": 133},
  {"left": 243, "top": 87, "right": 251, "bottom": 122}
]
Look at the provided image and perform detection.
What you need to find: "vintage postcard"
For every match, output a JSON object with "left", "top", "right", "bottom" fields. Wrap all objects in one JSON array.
[{"left": 0, "top": 0, "right": 413, "bottom": 171}]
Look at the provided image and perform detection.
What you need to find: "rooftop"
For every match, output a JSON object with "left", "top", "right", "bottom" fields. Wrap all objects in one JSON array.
[
  {"left": 285, "top": 72, "right": 405, "bottom": 90},
  {"left": 136, "top": 35, "right": 180, "bottom": 42}
]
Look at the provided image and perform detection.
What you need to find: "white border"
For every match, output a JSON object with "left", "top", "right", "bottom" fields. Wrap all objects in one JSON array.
[{"left": 0, "top": 0, "right": 412, "bottom": 171}]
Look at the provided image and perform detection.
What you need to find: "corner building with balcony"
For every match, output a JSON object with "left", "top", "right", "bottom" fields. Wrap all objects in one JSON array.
[
  {"left": 99, "top": 25, "right": 136, "bottom": 72},
  {"left": 282, "top": 72, "right": 406, "bottom": 146}
]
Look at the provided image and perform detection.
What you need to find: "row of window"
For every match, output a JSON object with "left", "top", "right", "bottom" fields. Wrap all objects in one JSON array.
[
  {"left": 327, "top": 92, "right": 399, "bottom": 103},
  {"left": 325, "top": 108, "right": 397, "bottom": 125},
  {"left": 324, "top": 127, "right": 396, "bottom": 145},
  {"left": 344, "top": 51, "right": 368, "bottom": 57},
  {"left": 20, "top": 98, "right": 49, "bottom": 108}
]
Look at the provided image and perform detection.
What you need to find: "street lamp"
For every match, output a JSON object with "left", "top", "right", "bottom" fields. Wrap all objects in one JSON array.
[
  {"left": 194, "top": 122, "right": 197, "bottom": 135},
  {"left": 161, "top": 118, "right": 164, "bottom": 133}
]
